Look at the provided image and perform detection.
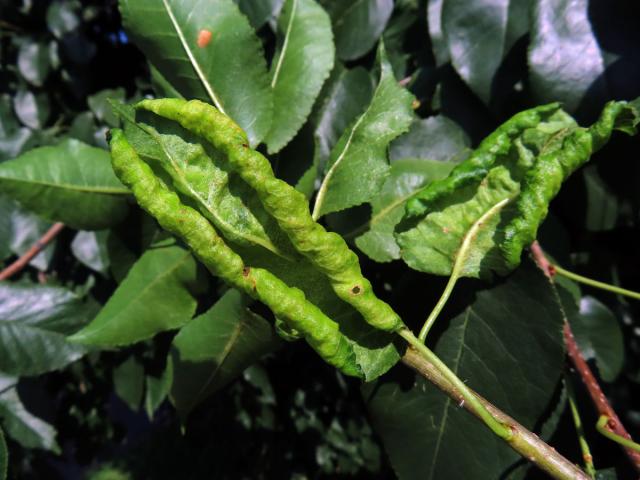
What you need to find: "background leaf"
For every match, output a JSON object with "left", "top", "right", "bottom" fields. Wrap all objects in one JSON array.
[
  {"left": 13, "top": 90, "right": 49, "bottom": 130},
  {"left": 71, "top": 230, "right": 110, "bottom": 274},
  {"left": 441, "top": 0, "right": 529, "bottom": 104},
  {"left": 68, "top": 244, "right": 203, "bottom": 347},
  {"left": 171, "top": 290, "right": 281, "bottom": 417},
  {"left": 119, "top": 0, "right": 273, "bottom": 146},
  {"left": 0, "top": 139, "right": 129, "bottom": 230},
  {"left": 266, "top": 0, "right": 334, "bottom": 153},
  {"left": 17, "top": 42, "right": 51, "bottom": 87},
  {"left": 322, "top": 0, "right": 394, "bottom": 61},
  {"left": 313, "top": 45, "right": 415, "bottom": 218},
  {"left": 364, "top": 260, "right": 565, "bottom": 480},
  {"left": 568, "top": 295, "right": 624, "bottom": 382},
  {"left": 0, "top": 283, "right": 94, "bottom": 376},
  {"left": 0, "top": 380, "right": 60, "bottom": 454},
  {"left": 0, "top": 424, "right": 6, "bottom": 480},
  {"left": 113, "top": 357, "right": 145, "bottom": 411},
  {"left": 529, "top": 0, "right": 606, "bottom": 113}
]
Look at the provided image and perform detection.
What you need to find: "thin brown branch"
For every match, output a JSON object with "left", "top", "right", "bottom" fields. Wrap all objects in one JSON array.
[
  {"left": 0, "top": 223, "right": 64, "bottom": 281},
  {"left": 402, "top": 347, "right": 589, "bottom": 480},
  {"left": 530, "top": 241, "right": 640, "bottom": 472}
]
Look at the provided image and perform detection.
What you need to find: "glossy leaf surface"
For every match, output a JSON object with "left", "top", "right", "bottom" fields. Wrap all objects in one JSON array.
[
  {"left": 0, "top": 139, "right": 129, "bottom": 230},
  {"left": 120, "top": 0, "right": 273, "bottom": 146}
]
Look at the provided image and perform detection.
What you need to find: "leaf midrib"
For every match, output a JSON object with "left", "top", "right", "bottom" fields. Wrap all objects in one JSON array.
[
  {"left": 75, "top": 250, "right": 193, "bottom": 340},
  {"left": 0, "top": 175, "right": 129, "bottom": 195},
  {"left": 271, "top": 0, "right": 299, "bottom": 89},
  {"left": 161, "top": 0, "right": 226, "bottom": 114}
]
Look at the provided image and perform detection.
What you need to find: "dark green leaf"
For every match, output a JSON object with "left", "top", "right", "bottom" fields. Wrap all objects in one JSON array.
[
  {"left": 0, "top": 378, "right": 60, "bottom": 453},
  {"left": 0, "top": 139, "right": 129, "bottom": 230},
  {"left": 427, "top": 0, "right": 448, "bottom": 65},
  {"left": 13, "top": 90, "right": 49, "bottom": 130},
  {"left": 235, "top": 0, "right": 284, "bottom": 28},
  {"left": 529, "top": 0, "right": 606, "bottom": 112},
  {"left": 389, "top": 115, "right": 470, "bottom": 162},
  {"left": 170, "top": 289, "right": 281, "bottom": 417},
  {"left": 568, "top": 295, "right": 624, "bottom": 382},
  {"left": 365, "top": 261, "right": 565, "bottom": 479},
  {"left": 314, "top": 65, "right": 374, "bottom": 163},
  {"left": 113, "top": 357, "right": 145, "bottom": 411},
  {"left": 313, "top": 44, "right": 415, "bottom": 218},
  {"left": 71, "top": 230, "right": 110, "bottom": 274},
  {"left": 323, "top": 0, "right": 393, "bottom": 61},
  {"left": 0, "top": 424, "right": 6, "bottom": 480},
  {"left": 144, "top": 359, "right": 173, "bottom": 419},
  {"left": 17, "top": 42, "right": 51, "bottom": 87},
  {"left": 441, "top": 0, "right": 529, "bottom": 103},
  {"left": 68, "top": 244, "right": 202, "bottom": 347},
  {"left": 120, "top": 0, "right": 273, "bottom": 146},
  {"left": 266, "top": 0, "right": 334, "bottom": 153},
  {"left": 0, "top": 195, "right": 55, "bottom": 270},
  {"left": 0, "top": 283, "right": 93, "bottom": 376},
  {"left": 46, "top": 1, "right": 80, "bottom": 38},
  {"left": 582, "top": 165, "right": 619, "bottom": 232},
  {"left": 88, "top": 88, "right": 126, "bottom": 128},
  {"left": 355, "top": 159, "right": 456, "bottom": 262}
]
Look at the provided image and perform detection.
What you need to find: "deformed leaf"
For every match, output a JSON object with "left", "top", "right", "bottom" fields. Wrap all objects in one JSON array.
[
  {"left": 397, "top": 100, "right": 640, "bottom": 278},
  {"left": 313, "top": 44, "right": 415, "bottom": 219},
  {"left": 355, "top": 159, "right": 456, "bottom": 262},
  {"left": 364, "top": 260, "right": 565, "bottom": 480},
  {"left": 120, "top": 0, "right": 273, "bottom": 146},
  {"left": 68, "top": 244, "right": 203, "bottom": 347},
  {"left": 170, "top": 289, "right": 281, "bottom": 417},
  {"left": 0, "top": 283, "right": 94, "bottom": 376},
  {"left": 0, "top": 139, "right": 130, "bottom": 230},
  {"left": 113, "top": 102, "right": 291, "bottom": 259},
  {"left": 266, "top": 0, "right": 334, "bottom": 153}
]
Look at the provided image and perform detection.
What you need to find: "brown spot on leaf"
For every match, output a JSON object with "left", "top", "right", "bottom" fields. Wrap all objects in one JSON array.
[
  {"left": 197, "top": 29, "right": 212, "bottom": 48},
  {"left": 242, "top": 266, "right": 251, "bottom": 277},
  {"left": 351, "top": 285, "right": 362, "bottom": 295}
]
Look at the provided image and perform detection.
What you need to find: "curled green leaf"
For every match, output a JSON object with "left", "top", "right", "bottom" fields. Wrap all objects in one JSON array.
[{"left": 108, "top": 129, "right": 361, "bottom": 377}]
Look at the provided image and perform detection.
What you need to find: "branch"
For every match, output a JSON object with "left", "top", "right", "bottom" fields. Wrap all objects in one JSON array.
[
  {"left": 0, "top": 223, "right": 64, "bottom": 281},
  {"left": 402, "top": 347, "right": 589, "bottom": 480},
  {"left": 530, "top": 241, "right": 640, "bottom": 472}
]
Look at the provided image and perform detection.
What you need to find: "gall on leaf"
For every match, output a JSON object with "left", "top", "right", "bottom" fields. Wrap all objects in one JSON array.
[{"left": 197, "top": 29, "right": 212, "bottom": 48}]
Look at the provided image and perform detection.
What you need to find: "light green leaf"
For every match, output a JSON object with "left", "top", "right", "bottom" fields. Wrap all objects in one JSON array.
[
  {"left": 114, "top": 357, "right": 145, "bottom": 411},
  {"left": 0, "top": 378, "right": 60, "bottom": 453},
  {"left": 71, "top": 230, "right": 110, "bottom": 274},
  {"left": 17, "top": 42, "right": 51, "bottom": 87},
  {"left": 114, "top": 103, "right": 290, "bottom": 259},
  {"left": 355, "top": 159, "right": 457, "bottom": 262},
  {"left": 0, "top": 283, "right": 94, "bottom": 376},
  {"left": 266, "top": 0, "right": 334, "bottom": 153},
  {"left": 364, "top": 261, "right": 565, "bottom": 480},
  {"left": 0, "top": 139, "right": 130, "bottom": 230},
  {"left": 119, "top": 0, "right": 273, "bottom": 146},
  {"left": 322, "top": 0, "right": 393, "bottom": 61},
  {"left": 313, "top": 44, "right": 415, "bottom": 218},
  {"left": 441, "top": 0, "right": 529, "bottom": 103},
  {"left": 397, "top": 165, "right": 520, "bottom": 277},
  {"left": 170, "top": 289, "right": 281, "bottom": 417},
  {"left": 529, "top": 0, "right": 606, "bottom": 112},
  {"left": 568, "top": 295, "right": 624, "bottom": 382},
  {"left": 68, "top": 244, "right": 202, "bottom": 347},
  {"left": 397, "top": 100, "right": 640, "bottom": 278}
]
